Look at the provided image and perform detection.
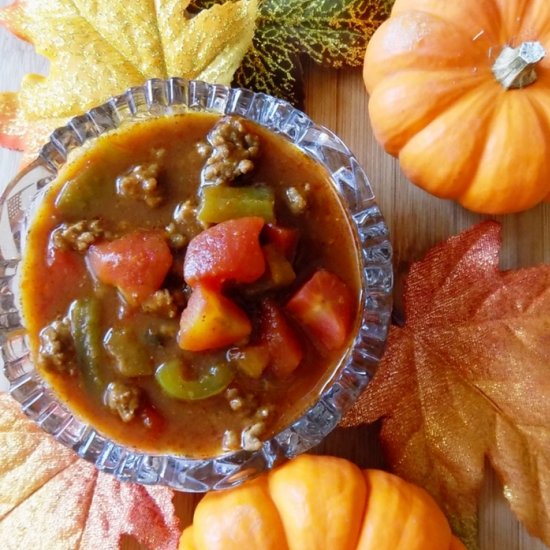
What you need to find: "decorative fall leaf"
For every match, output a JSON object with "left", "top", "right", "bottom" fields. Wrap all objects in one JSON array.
[
  {"left": 0, "top": 93, "right": 24, "bottom": 150},
  {"left": 0, "top": 0, "right": 258, "bottom": 159},
  {"left": 0, "top": 92, "right": 67, "bottom": 165},
  {"left": 342, "top": 221, "right": 550, "bottom": 549},
  {"left": 191, "top": 0, "right": 395, "bottom": 107},
  {"left": 237, "top": 0, "right": 395, "bottom": 107},
  {"left": 0, "top": 393, "right": 180, "bottom": 549}
]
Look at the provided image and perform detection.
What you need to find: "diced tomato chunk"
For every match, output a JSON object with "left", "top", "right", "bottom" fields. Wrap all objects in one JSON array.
[
  {"left": 178, "top": 285, "right": 252, "bottom": 351},
  {"left": 263, "top": 224, "right": 298, "bottom": 260},
  {"left": 259, "top": 299, "right": 303, "bottom": 378},
  {"left": 286, "top": 269, "right": 355, "bottom": 351},
  {"left": 87, "top": 230, "right": 172, "bottom": 305},
  {"left": 184, "top": 217, "right": 265, "bottom": 287}
]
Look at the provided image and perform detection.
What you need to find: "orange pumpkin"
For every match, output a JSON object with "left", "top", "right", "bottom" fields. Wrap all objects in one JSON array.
[
  {"left": 364, "top": 0, "right": 550, "bottom": 214},
  {"left": 179, "top": 454, "right": 466, "bottom": 550}
]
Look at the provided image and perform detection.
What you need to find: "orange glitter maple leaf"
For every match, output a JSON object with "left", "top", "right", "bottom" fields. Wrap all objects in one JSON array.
[
  {"left": 0, "top": 393, "right": 180, "bottom": 549},
  {"left": 342, "top": 221, "right": 550, "bottom": 549}
]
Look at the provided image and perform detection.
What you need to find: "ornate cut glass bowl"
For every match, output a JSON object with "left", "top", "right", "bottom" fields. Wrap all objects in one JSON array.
[{"left": 0, "top": 78, "right": 393, "bottom": 492}]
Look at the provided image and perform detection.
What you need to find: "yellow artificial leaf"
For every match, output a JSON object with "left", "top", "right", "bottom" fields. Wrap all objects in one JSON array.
[
  {"left": 0, "top": 92, "right": 66, "bottom": 164},
  {"left": 0, "top": 0, "right": 257, "bottom": 158},
  {"left": 0, "top": 92, "right": 26, "bottom": 150}
]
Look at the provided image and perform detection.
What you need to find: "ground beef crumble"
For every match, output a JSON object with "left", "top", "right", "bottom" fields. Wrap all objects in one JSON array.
[
  {"left": 224, "top": 388, "right": 273, "bottom": 452},
  {"left": 164, "top": 222, "right": 188, "bottom": 249},
  {"left": 224, "top": 387, "right": 257, "bottom": 415},
  {"left": 105, "top": 381, "right": 141, "bottom": 422},
  {"left": 116, "top": 149, "right": 166, "bottom": 207},
  {"left": 285, "top": 185, "right": 309, "bottom": 215},
  {"left": 37, "top": 317, "right": 77, "bottom": 375},
  {"left": 141, "top": 289, "right": 178, "bottom": 318},
  {"left": 165, "top": 200, "right": 203, "bottom": 247},
  {"left": 241, "top": 422, "right": 265, "bottom": 452},
  {"left": 51, "top": 219, "right": 105, "bottom": 252},
  {"left": 200, "top": 116, "right": 260, "bottom": 186}
]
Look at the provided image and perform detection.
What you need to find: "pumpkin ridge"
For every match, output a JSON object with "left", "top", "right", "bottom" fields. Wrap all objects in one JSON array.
[
  {"left": 522, "top": 92, "right": 550, "bottom": 204},
  {"left": 528, "top": 87, "right": 550, "bottom": 203},
  {"left": 267, "top": 454, "right": 368, "bottom": 550},
  {"left": 368, "top": 69, "right": 488, "bottom": 157},
  {"left": 357, "top": 469, "right": 453, "bottom": 549},
  {"left": 363, "top": 11, "right": 486, "bottom": 93},
  {"left": 496, "top": 0, "right": 533, "bottom": 40},
  {"left": 401, "top": 8, "right": 499, "bottom": 49},
  {"left": 391, "top": 0, "right": 502, "bottom": 44},
  {"left": 190, "top": 476, "right": 290, "bottom": 550},
  {"left": 520, "top": 0, "right": 550, "bottom": 46},
  {"left": 459, "top": 92, "right": 550, "bottom": 212},
  {"left": 522, "top": 89, "right": 550, "bottom": 142},
  {"left": 398, "top": 84, "right": 498, "bottom": 201}
]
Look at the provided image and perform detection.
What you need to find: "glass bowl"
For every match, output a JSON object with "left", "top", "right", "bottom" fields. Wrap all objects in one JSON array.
[{"left": 0, "top": 78, "right": 393, "bottom": 492}]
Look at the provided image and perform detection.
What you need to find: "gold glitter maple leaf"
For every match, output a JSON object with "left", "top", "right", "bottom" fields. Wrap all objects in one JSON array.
[
  {"left": 0, "top": 0, "right": 258, "bottom": 160},
  {"left": 192, "top": 0, "right": 395, "bottom": 107}
]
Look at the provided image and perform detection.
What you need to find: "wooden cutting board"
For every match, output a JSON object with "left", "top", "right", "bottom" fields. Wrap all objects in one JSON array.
[{"left": 0, "top": 12, "right": 548, "bottom": 550}]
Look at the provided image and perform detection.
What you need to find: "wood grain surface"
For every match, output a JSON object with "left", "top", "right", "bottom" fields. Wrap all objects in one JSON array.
[{"left": 0, "top": 7, "right": 548, "bottom": 549}]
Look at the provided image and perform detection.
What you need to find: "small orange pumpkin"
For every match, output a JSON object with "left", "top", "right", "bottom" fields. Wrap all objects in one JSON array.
[
  {"left": 179, "top": 454, "right": 466, "bottom": 550},
  {"left": 364, "top": 0, "right": 550, "bottom": 214}
]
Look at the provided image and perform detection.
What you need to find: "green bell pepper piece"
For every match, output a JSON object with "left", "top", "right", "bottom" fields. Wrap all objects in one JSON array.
[
  {"left": 55, "top": 180, "right": 96, "bottom": 217},
  {"left": 69, "top": 297, "right": 103, "bottom": 386},
  {"left": 155, "top": 360, "right": 234, "bottom": 400},
  {"left": 198, "top": 185, "right": 275, "bottom": 224},
  {"left": 105, "top": 326, "right": 154, "bottom": 377}
]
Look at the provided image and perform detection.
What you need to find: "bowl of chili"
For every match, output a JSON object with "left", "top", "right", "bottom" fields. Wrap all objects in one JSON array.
[{"left": 0, "top": 78, "right": 393, "bottom": 491}]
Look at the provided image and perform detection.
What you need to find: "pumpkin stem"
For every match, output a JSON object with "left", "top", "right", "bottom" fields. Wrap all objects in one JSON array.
[{"left": 492, "top": 41, "right": 546, "bottom": 89}]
